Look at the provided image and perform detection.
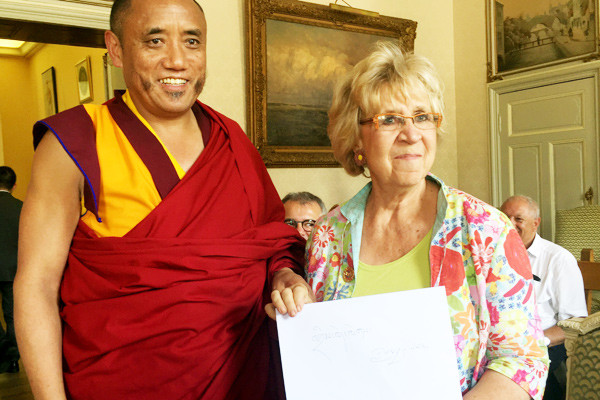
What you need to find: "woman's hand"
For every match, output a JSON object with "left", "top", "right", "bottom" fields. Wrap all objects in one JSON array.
[{"left": 265, "top": 268, "right": 316, "bottom": 320}]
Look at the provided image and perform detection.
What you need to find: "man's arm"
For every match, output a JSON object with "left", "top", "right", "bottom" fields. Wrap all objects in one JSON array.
[
  {"left": 14, "top": 132, "right": 83, "bottom": 400},
  {"left": 551, "top": 249, "right": 588, "bottom": 326},
  {"left": 544, "top": 325, "right": 565, "bottom": 347}
]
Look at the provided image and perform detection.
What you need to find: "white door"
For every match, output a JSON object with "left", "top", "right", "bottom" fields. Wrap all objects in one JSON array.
[{"left": 497, "top": 77, "right": 598, "bottom": 240}]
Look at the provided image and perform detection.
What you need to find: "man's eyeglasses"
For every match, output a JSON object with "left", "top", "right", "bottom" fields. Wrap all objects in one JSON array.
[
  {"left": 284, "top": 218, "right": 317, "bottom": 232},
  {"left": 359, "top": 112, "right": 442, "bottom": 131}
]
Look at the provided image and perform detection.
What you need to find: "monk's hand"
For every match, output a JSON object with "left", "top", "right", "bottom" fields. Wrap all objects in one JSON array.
[{"left": 266, "top": 268, "right": 315, "bottom": 320}]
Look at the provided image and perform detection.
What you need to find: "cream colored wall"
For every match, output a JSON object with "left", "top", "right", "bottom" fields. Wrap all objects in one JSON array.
[
  {"left": 2, "top": 0, "right": 483, "bottom": 209},
  {"left": 453, "top": 0, "right": 491, "bottom": 203},
  {"left": 201, "top": 0, "right": 458, "bottom": 209},
  {"left": 0, "top": 56, "right": 36, "bottom": 200}
]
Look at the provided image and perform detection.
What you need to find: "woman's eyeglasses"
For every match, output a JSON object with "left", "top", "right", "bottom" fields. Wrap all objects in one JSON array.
[{"left": 359, "top": 112, "right": 442, "bottom": 131}]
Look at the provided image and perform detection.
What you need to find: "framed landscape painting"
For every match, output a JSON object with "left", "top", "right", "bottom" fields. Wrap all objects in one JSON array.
[
  {"left": 488, "top": 0, "right": 599, "bottom": 80},
  {"left": 246, "top": 0, "right": 417, "bottom": 167}
]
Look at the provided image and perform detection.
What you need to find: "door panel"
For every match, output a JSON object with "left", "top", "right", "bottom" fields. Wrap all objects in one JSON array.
[
  {"left": 509, "top": 91, "right": 584, "bottom": 136},
  {"left": 552, "top": 140, "right": 585, "bottom": 211},
  {"left": 508, "top": 144, "right": 543, "bottom": 233},
  {"left": 509, "top": 145, "right": 542, "bottom": 199},
  {"left": 498, "top": 77, "right": 598, "bottom": 240}
]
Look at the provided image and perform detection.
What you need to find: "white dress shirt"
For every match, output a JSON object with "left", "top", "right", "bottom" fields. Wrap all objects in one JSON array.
[{"left": 527, "top": 234, "right": 588, "bottom": 331}]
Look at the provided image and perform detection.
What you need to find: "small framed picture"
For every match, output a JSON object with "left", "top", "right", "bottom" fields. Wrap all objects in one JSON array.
[
  {"left": 103, "top": 52, "right": 126, "bottom": 100},
  {"left": 41, "top": 66, "right": 58, "bottom": 117},
  {"left": 75, "top": 56, "right": 93, "bottom": 103}
]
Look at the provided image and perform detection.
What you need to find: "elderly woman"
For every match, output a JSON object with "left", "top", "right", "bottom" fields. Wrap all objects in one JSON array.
[{"left": 270, "top": 42, "right": 548, "bottom": 399}]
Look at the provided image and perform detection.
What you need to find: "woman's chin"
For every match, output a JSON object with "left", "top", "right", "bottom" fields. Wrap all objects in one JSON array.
[{"left": 373, "top": 172, "right": 427, "bottom": 191}]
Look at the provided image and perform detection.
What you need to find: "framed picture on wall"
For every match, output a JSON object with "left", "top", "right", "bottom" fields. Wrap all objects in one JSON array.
[
  {"left": 41, "top": 66, "right": 58, "bottom": 117},
  {"left": 103, "top": 52, "right": 127, "bottom": 100},
  {"left": 487, "top": 0, "right": 600, "bottom": 81},
  {"left": 76, "top": 56, "right": 94, "bottom": 103},
  {"left": 246, "top": 0, "right": 417, "bottom": 167}
]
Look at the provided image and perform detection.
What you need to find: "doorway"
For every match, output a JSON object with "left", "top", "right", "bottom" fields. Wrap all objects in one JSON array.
[{"left": 490, "top": 67, "right": 600, "bottom": 240}]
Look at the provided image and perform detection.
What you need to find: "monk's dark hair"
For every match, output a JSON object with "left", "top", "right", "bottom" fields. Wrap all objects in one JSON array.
[
  {"left": 109, "top": 0, "right": 132, "bottom": 41},
  {"left": 110, "top": 0, "right": 204, "bottom": 41},
  {"left": 0, "top": 166, "right": 17, "bottom": 190}
]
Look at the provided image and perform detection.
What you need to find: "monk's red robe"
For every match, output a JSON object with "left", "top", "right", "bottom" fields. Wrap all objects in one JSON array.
[{"left": 33, "top": 94, "right": 303, "bottom": 399}]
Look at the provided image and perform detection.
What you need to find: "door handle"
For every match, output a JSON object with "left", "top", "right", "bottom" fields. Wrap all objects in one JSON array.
[{"left": 585, "top": 187, "right": 593, "bottom": 205}]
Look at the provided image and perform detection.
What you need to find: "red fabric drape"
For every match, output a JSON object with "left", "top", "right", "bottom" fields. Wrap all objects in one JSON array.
[{"left": 57, "top": 102, "right": 303, "bottom": 399}]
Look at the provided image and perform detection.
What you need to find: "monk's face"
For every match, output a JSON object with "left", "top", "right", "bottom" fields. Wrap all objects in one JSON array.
[{"left": 110, "top": 0, "right": 207, "bottom": 120}]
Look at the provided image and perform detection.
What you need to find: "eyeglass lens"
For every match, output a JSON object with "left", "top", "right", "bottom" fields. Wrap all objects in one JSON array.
[
  {"left": 284, "top": 219, "right": 316, "bottom": 232},
  {"left": 377, "top": 114, "right": 438, "bottom": 131}
]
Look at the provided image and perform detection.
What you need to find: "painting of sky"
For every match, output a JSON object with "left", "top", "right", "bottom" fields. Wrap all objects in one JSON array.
[{"left": 266, "top": 19, "right": 391, "bottom": 146}]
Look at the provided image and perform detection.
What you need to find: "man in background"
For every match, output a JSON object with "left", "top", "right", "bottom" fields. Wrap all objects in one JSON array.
[
  {"left": 282, "top": 192, "right": 326, "bottom": 240},
  {"left": 501, "top": 195, "right": 587, "bottom": 400},
  {"left": 266, "top": 191, "right": 325, "bottom": 397},
  {"left": 14, "top": 0, "right": 308, "bottom": 399},
  {"left": 0, "top": 166, "right": 22, "bottom": 374}
]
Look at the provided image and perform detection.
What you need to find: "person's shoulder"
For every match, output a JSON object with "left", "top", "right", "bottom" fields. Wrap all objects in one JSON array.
[
  {"left": 444, "top": 183, "right": 490, "bottom": 208},
  {"left": 443, "top": 182, "right": 508, "bottom": 226},
  {"left": 12, "top": 195, "right": 23, "bottom": 212},
  {"left": 538, "top": 236, "right": 577, "bottom": 263},
  {"left": 312, "top": 204, "right": 347, "bottom": 235},
  {"left": 11, "top": 195, "right": 23, "bottom": 207},
  {"left": 0, "top": 193, "right": 23, "bottom": 210},
  {"left": 322, "top": 204, "right": 347, "bottom": 224},
  {"left": 41, "top": 103, "right": 103, "bottom": 122},
  {"left": 430, "top": 174, "right": 495, "bottom": 213},
  {"left": 34, "top": 104, "right": 102, "bottom": 148},
  {"left": 196, "top": 100, "right": 242, "bottom": 131}
]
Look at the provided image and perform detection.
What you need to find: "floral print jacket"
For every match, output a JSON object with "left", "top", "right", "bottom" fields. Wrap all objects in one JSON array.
[{"left": 306, "top": 174, "right": 548, "bottom": 399}]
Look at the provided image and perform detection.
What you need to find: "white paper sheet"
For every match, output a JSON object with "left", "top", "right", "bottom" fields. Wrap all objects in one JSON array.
[{"left": 276, "top": 286, "right": 462, "bottom": 400}]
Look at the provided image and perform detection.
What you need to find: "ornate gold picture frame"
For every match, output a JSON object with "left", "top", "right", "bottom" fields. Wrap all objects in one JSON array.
[
  {"left": 76, "top": 56, "right": 93, "bottom": 104},
  {"left": 245, "top": 0, "right": 417, "bottom": 167}
]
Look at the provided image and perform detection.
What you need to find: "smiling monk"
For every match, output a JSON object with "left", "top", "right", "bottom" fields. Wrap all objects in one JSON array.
[{"left": 14, "top": 1, "right": 310, "bottom": 399}]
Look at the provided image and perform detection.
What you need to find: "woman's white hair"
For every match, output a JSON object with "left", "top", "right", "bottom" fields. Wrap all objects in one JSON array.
[{"left": 328, "top": 41, "right": 445, "bottom": 176}]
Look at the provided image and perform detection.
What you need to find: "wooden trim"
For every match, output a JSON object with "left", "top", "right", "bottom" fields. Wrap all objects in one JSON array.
[
  {"left": 0, "top": 0, "right": 110, "bottom": 30},
  {"left": 582, "top": 248, "right": 595, "bottom": 262},
  {"left": 578, "top": 259, "right": 600, "bottom": 315}
]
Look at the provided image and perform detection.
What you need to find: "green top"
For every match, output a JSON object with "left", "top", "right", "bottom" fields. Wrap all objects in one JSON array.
[{"left": 352, "top": 228, "right": 432, "bottom": 297}]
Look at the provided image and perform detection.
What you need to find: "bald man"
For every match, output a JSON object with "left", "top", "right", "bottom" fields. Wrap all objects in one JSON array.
[{"left": 501, "top": 195, "right": 587, "bottom": 400}]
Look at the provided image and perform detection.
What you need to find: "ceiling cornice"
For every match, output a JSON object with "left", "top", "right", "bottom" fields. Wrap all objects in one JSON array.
[
  {"left": 0, "top": 0, "right": 110, "bottom": 30},
  {"left": 59, "top": 0, "right": 112, "bottom": 7}
]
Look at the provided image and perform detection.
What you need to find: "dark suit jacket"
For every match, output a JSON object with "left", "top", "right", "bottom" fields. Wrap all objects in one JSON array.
[{"left": 0, "top": 191, "right": 23, "bottom": 282}]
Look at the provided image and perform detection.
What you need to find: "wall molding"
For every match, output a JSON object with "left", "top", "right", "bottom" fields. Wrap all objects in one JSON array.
[{"left": 0, "top": 0, "right": 110, "bottom": 30}]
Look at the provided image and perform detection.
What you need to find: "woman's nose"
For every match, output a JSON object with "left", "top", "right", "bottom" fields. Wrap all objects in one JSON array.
[{"left": 397, "top": 119, "right": 422, "bottom": 143}]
